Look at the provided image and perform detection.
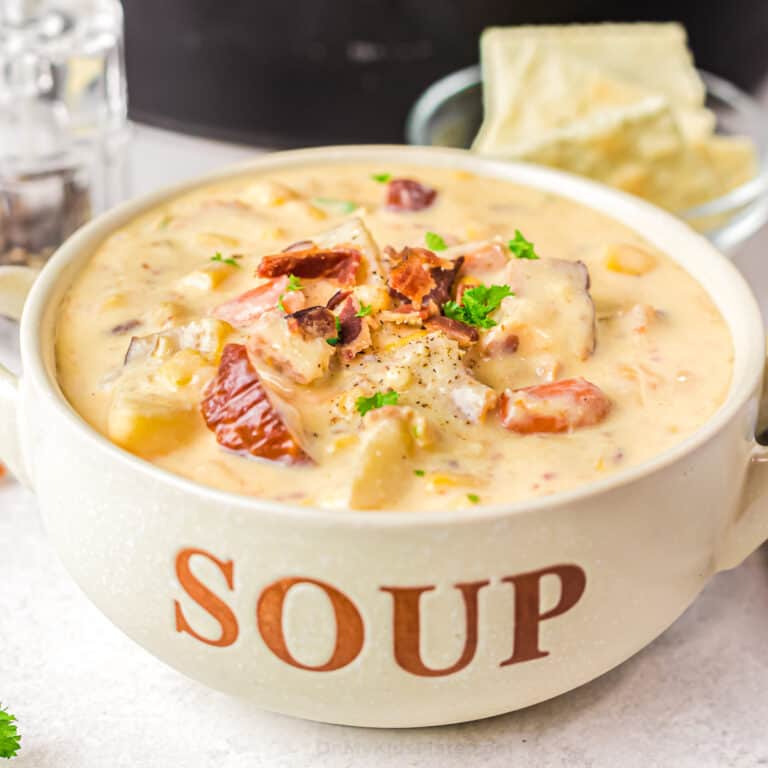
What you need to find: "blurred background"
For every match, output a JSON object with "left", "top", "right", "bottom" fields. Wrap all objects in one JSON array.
[
  {"left": 1, "top": 0, "right": 767, "bottom": 273},
  {"left": 122, "top": 0, "right": 768, "bottom": 146}
]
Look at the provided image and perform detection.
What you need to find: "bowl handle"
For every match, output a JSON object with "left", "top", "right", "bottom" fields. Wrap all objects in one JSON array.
[
  {"left": 717, "top": 442, "right": 768, "bottom": 570},
  {"left": 0, "top": 266, "right": 38, "bottom": 487}
]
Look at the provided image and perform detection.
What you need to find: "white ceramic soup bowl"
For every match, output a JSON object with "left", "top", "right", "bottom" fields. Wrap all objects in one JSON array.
[{"left": 1, "top": 146, "right": 768, "bottom": 728}]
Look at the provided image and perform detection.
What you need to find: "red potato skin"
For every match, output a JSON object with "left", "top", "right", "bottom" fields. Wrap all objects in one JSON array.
[
  {"left": 499, "top": 378, "right": 611, "bottom": 434},
  {"left": 201, "top": 344, "right": 308, "bottom": 464},
  {"left": 211, "top": 275, "right": 288, "bottom": 327}
]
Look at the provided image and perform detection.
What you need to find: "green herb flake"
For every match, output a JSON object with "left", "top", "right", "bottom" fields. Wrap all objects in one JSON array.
[
  {"left": 508, "top": 229, "right": 540, "bottom": 260},
  {"left": 312, "top": 197, "right": 356, "bottom": 214},
  {"left": 286, "top": 274, "right": 303, "bottom": 291},
  {"left": 211, "top": 252, "right": 241, "bottom": 268},
  {"left": 157, "top": 214, "right": 173, "bottom": 230},
  {"left": 371, "top": 172, "right": 391, "bottom": 183},
  {"left": 443, "top": 284, "right": 513, "bottom": 329},
  {"left": 425, "top": 231, "right": 447, "bottom": 251},
  {"left": 326, "top": 317, "right": 343, "bottom": 346},
  {"left": 467, "top": 493, "right": 480, "bottom": 504},
  {"left": 414, "top": 469, "right": 425, "bottom": 477},
  {"left": 0, "top": 705, "right": 21, "bottom": 759},
  {"left": 355, "top": 303, "right": 373, "bottom": 318},
  {"left": 355, "top": 390, "right": 400, "bottom": 416}
]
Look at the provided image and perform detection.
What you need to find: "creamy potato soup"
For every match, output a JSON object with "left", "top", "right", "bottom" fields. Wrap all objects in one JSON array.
[{"left": 56, "top": 164, "right": 733, "bottom": 511}]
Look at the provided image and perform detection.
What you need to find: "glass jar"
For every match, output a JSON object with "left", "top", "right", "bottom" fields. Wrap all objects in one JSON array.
[{"left": 0, "top": 0, "right": 129, "bottom": 267}]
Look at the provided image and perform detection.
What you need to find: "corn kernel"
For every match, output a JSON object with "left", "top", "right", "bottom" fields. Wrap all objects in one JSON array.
[
  {"left": 464, "top": 225, "right": 490, "bottom": 240},
  {"left": 240, "top": 180, "right": 299, "bottom": 207},
  {"left": 157, "top": 350, "right": 207, "bottom": 389},
  {"left": 177, "top": 261, "right": 237, "bottom": 291},
  {"left": 261, "top": 226, "right": 287, "bottom": 241},
  {"left": 196, "top": 232, "right": 241, "bottom": 248},
  {"left": 145, "top": 301, "right": 187, "bottom": 329},
  {"left": 100, "top": 292, "right": 127, "bottom": 311},
  {"left": 426, "top": 473, "right": 480, "bottom": 493},
  {"left": 303, "top": 203, "right": 328, "bottom": 220},
  {"left": 381, "top": 331, "right": 429, "bottom": 352},
  {"left": 605, "top": 244, "right": 657, "bottom": 276},
  {"left": 326, "top": 433, "right": 359, "bottom": 455}
]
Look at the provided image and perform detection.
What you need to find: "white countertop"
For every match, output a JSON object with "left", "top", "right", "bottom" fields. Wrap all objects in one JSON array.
[{"left": 3, "top": 121, "right": 768, "bottom": 767}]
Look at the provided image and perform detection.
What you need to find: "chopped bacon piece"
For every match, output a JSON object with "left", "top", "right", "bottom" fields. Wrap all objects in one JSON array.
[
  {"left": 201, "top": 344, "right": 308, "bottom": 464},
  {"left": 111, "top": 319, "right": 142, "bottom": 335},
  {"left": 286, "top": 306, "right": 337, "bottom": 339},
  {"left": 386, "top": 178, "right": 437, "bottom": 212},
  {"left": 282, "top": 239, "right": 314, "bottom": 252},
  {"left": 461, "top": 243, "right": 508, "bottom": 274},
  {"left": 257, "top": 246, "right": 362, "bottom": 285},
  {"left": 378, "top": 306, "right": 427, "bottom": 326},
  {"left": 388, "top": 246, "right": 463, "bottom": 307},
  {"left": 212, "top": 275, "right": 288, "bottom": 327},
  {"left": 499, "top": 377, "right": 611, "bottom": 434},
  {"left": 483, "top": 333, "right": 520, "bottom": 356},
  {"left": 424, "top": 315, "right": 478, "bottom": 347},
  {"left": 326, "top": 289, "right": 352, "bottom": 310},
  {"left": 336, "top": 295, "right": 373, "bottom": 360}
]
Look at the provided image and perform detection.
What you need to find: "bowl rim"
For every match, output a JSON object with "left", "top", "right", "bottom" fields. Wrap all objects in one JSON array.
[
  {"left": 405, "top": 65, "right": 768, "bottom": 248},
  {"left": 21, "top": 144, "right": 766, "bottom": 526}
]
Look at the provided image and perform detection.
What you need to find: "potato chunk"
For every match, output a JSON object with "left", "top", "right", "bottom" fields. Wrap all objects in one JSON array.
[
  {"left": 474, "top": 257, "right": 596, "bottom": 389},
  {"left": 108, "top": 387, "right": 198, "bottom": 456},
  {"left": 177, "top": 260, "right": 240, "bottom": 291},
  {"left": 604, "top": 243, "right": 657, "bottom": 276},
  {"left": 247, "top": 308, "right": 335, "bottom": 385},
  {"left": 124, "top": 318, "right": 231, "bottom": 365},
  {"left": 348, "top": 407, "right": 415, "bottom": 509}
]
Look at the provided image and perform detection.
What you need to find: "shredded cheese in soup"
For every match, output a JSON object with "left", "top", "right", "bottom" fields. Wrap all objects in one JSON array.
[{"left": 55, "top": 164, "right": 733, "bottom": 511}]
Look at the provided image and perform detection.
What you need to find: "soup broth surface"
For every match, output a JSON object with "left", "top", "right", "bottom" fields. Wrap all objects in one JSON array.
[{"left": 56, "top": 163, "right": 733, "bottom": 511}]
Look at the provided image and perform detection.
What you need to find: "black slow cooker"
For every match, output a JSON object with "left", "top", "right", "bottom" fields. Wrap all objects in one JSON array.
[{"left": 122, "top": 0, "right": 768, "bottom": 146}]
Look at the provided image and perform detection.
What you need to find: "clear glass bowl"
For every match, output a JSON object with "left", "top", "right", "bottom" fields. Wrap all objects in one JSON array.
[{"left": 406, "top": 65, "right": 768, "bottom": 254}]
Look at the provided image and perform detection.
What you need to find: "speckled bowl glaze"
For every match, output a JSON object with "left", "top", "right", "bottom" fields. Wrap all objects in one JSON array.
[{"left": 1, "top": 146, "right": 768, "bottom": 728}]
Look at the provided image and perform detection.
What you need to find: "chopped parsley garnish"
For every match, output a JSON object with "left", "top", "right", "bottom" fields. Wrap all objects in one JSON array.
[
  {"left": 443, "top": 284, "right": 513, "bottom": 329},
  {"left": 371, "top": 172, "right": 391, "bottom": 183},
  {"left": 211, "top": 252, "right": 241, "bottom": 268},
  {"left": 356, "top": 390, "right": 400, "bottom": 416},
  {"left": 425, "top": 231, "right": 447, "bottom": 251},
  {"left": 414, "top": 469, "right": 425, "bottom": 477},
  {"left": 0, "top": 704, "right": 21, "bottom": 758},
  {"left": 467, "top": 493, "right": 480, "bottom": 504},
  {"left": 286, "top": 274, "right": 302, "bottom": 291},
  {"left": 278, "top": 274, "right": 303, "bottom": 312},
  {"left": 508, "top": 229, "right": 540, "bottom": 260},
  {"left": 326, "top": 317, "right": 343, "bottom": 346},
  {"left": 355, "top": 303, "right": 373, "bottom": 317},
  {"left": 312, "top": 197, "right": 356, "bottom": 214}
]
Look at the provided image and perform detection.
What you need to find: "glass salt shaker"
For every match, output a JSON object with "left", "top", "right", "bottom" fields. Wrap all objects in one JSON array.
[{"left": 0, "top": 0, "right": 130, "bottom": 268}]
